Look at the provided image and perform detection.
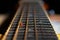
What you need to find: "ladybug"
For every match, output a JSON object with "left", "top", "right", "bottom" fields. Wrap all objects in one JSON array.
[{"left": 20, "top": 22, "right": 23, "bottom": 27}]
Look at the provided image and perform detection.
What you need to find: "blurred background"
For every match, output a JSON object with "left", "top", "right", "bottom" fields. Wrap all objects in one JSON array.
[{"left": 0, "top": 0, "right": 60, "bottom": 39}]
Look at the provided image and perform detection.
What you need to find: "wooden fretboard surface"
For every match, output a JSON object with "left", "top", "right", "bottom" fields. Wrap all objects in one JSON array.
[{"left": 1, "top": 2, "right": 58, "bottom": 40}]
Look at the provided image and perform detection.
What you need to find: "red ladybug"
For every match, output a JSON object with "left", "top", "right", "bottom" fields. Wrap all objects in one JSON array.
[{"left": 20, "top": 22, "right": 23, "bottom": 27}]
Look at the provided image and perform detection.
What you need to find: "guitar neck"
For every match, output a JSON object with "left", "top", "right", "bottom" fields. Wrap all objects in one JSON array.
[{"left": 1, "top": 2, "right": 58, "bottom": 40}]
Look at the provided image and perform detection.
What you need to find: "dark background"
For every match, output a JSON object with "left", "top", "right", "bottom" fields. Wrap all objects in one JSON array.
[
  {"left": 0, "top": 0, "right": 19, "bottom": 13},
  {"left": 0, "top": 0, "right": 19, "bottom": 34},
  {"left": 0, "top": 0, "right": 60, "bottom": 14},
  {"left": 43, "top": 0, "right": 60, "bottom": 14}
]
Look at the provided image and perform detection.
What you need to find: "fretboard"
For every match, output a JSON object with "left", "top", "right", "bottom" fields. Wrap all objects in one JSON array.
[{"left": 1, "top": 2, "right": 58, "bottom": 40}]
